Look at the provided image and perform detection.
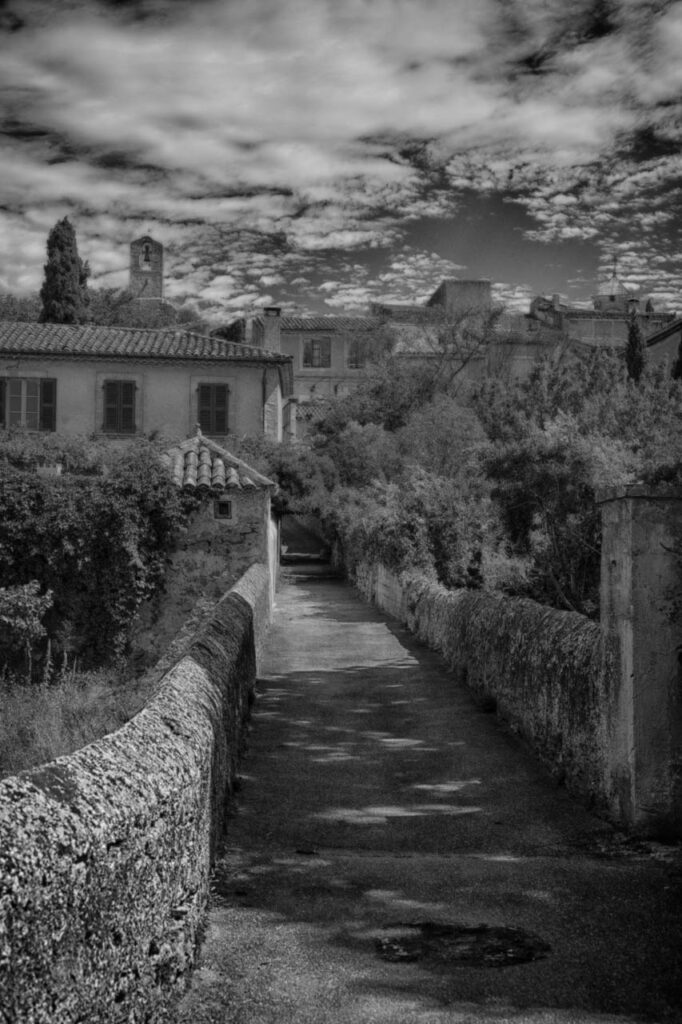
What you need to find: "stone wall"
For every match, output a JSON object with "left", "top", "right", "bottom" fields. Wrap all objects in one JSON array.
[
  {"left": 354, "top": 562, "right": 623, "bottom": 822},
  {"left": 182, "top": 490, "right": 270, "bottom": 583},
  {"left": 0, "top": 562, "right": 271, "bottom": 1024}
]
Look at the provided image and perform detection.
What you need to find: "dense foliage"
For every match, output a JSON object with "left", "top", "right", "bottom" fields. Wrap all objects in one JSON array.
[
  {"left": 625, "top": 314, "right": 646, "bottom": 383},
  {"left": 0, "top": 438, "right": 188, "bottom": 673},
  {"left": 39, "top": 217, "right": 90, "bottom": 324},
  {"left": 255, "top": 345, "right": 682, "bottom": 618}
]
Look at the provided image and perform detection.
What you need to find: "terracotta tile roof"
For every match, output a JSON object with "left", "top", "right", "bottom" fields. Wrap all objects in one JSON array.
[
  {"left": 0, "top": 321, "right": 290, "bottom": 363},
  {"left": 161, "top": 433, "right": 276, "bottom": 492}
]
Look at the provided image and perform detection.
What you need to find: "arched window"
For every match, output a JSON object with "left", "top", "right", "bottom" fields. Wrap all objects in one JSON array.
[{"left": 140, "top": 243, "right": 152, "bottom": 270}]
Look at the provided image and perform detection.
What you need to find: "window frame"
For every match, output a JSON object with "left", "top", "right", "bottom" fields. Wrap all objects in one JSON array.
[
  {"left": 197, "top": 382, "right": 230, "bottom": 435},
  {"left": 0, "top": 377, "right": 57, "bottom": 431},
  {"left": 213, "top": 498, "right": 233, "bottom": 520},
  {"left": 302, "top": 337, "right": 332, "bottom": 369},
  {"left": 102, "top": 380, "right": 137, "bottom": 434},
  {"left": 346, "top": 337, "right": 368, "bottom": 369}
]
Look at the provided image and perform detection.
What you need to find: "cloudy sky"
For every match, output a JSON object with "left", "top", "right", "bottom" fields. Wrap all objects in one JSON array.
[{"left": 0, "top": 0, "right": 681, "bottom": 321}]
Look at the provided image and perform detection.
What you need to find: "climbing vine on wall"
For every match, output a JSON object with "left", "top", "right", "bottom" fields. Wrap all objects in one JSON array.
[{"left": 0, "top": 439, "right": 187, "bottom": 671}]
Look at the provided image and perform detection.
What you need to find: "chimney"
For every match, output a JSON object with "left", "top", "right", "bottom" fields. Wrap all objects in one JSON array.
[{"left": 262, "top": 306, "right": 281, "bottom": 352}]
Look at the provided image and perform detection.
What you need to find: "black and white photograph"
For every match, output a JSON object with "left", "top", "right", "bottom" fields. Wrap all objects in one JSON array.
[{"left": 1, "top": 1, "right": 681, "bottom": 1021}]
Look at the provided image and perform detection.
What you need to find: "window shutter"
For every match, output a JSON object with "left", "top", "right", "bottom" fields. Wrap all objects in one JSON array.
[
  {"left": 120, "top": 381, "right": 135, "bottom": 433},
  {"left": 104, "top": 381, "right": 119, "bottom": 432},
  {"left": 0, "top": 379, "right": 5, "bottom": 429},
  {"left": 39, "top": 379, "right": 56, "bottom": 431},
  {"left": 213, "top": 386, "right": 228, "bottom": 433},
  {"left": 198, "top": 384, "right": 212, "bottom": 432}
]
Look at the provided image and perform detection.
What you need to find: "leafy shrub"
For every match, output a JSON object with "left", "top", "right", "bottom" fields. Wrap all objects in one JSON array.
[
  {"left": 0, "top": 439, "right": 186, "bottom": 668},
  {"left": 0, "top": 581, "right": 53, "bottom": 679}
]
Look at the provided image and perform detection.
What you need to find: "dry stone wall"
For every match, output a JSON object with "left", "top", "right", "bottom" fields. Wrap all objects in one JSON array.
[
  {"left": 0, "top": 562, "right": 271, "bottom": 1024},
  {"left": 354, "top": 562, "right": 621, "bottom": 821}
]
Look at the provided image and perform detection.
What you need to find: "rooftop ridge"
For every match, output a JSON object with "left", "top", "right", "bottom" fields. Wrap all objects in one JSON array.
[{"left": 0, "top": 321, "right": 289, "bottom": 362}]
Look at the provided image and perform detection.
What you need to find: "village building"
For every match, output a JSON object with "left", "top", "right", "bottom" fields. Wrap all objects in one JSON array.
[
  {"left": 528, "top": 269, "right": 675, "bottom": 348},
  {"left": 227, "top": 279, "right": 504, "bottom": 405},
  {"left": 0, "top": 321, "right": 294, "bottom": 441},
  {"left": 162, "top": 431, "right": 279, "bottom": 598}
]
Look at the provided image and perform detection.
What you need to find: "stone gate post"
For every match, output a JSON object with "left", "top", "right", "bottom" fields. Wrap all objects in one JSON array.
[{"left": 597, "top": 485, "right": 682, "bottom": 836}]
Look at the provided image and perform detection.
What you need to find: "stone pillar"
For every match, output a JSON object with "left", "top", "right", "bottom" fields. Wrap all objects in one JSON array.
[{"left": 598, "top": 485, "right": 682, "bottom": 836}]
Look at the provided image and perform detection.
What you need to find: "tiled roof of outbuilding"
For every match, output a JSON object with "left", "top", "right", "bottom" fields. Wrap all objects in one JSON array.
[
  {"left": 0, "top": 321, "right": 289, "bottom": 363},
  {"left": 161, "top": 433, "right": 276, "bottom": 493}
]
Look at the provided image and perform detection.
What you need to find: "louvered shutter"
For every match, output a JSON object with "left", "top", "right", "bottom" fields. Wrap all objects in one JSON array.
[
  {"left": 119, "top": 381, "right": 135, "bottom": 433},
  {"left": 39, "top": 379, "right": 56, "bottom": 431},
  {"left": 198, "top": 385, "right": 213, "bottom": 432}
]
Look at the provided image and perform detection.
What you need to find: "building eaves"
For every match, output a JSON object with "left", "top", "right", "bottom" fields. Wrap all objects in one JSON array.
[{"left": 0, "top": 321, "right": 291, "bottom": 364}]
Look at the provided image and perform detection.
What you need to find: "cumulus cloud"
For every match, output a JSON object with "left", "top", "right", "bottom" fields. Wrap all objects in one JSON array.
[{"left": 0, "top": 0, "right": 680, "bottom": 314}]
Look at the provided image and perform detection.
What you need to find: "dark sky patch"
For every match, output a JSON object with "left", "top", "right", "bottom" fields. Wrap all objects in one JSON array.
[
  {"left": 0, "top": 119, "right": 47, "bottom": 139},
  {"left": 0, "top": 5, "right": 24, "bottom": 32},
  {"left": 516, "top": 48, "right": 555, "bottom": 76},
  {"left": 627, "top": 126, "right": 681, "bottom": 163},
  {"left": 578, "top": 0, "right": 618, "bottom": 42}
]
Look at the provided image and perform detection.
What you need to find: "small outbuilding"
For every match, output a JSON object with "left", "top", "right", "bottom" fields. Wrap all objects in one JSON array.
[{"left": 162, "top": 431, "right": 279, "bottom": 599}]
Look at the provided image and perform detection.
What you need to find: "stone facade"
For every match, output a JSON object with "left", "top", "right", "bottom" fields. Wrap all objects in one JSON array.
[
  {"left": 0, "top": 323, "right": 291, "bottom": 441},
  {"left": 163, "top": 434, "right": 280, "bottom": 603}
]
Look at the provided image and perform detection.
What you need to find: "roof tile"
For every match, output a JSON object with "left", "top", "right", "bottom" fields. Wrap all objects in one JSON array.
[
  {"left": 0, "top": 321, "right": 290, "bottom": 364},
  {"left": 162, "top": 432, "right": 276, "bottom": 494}
]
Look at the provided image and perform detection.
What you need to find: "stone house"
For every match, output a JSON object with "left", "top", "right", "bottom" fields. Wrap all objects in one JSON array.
[
  {"left": 230, "top": 279, "right": 500, "bottom": 404},
  {"left": 529, "top": 271, "right": 675, "bottom": 348},
  {"left": 162, "top": 432, "right": 279, "bottom": 598},
  {"left": 0, "top": 321, "right": 294, "bottom": 442}
]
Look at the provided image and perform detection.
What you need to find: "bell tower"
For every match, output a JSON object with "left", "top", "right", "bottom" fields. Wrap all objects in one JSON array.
[{"left": 129, "top": 235, "right": 163, "bottom": 299}]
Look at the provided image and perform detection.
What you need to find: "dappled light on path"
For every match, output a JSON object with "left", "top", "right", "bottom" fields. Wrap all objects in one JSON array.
[{"left": 178, "top": 572, "right": 682, "bottom": 1024}]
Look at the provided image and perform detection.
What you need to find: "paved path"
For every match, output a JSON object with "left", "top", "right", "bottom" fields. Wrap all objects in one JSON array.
[{"left": 177, "top": 568, "right": 682, "bottom": 1024}]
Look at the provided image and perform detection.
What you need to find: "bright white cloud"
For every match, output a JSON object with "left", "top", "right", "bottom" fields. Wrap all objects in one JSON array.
[{"left": 0, "top": 0, "right": 680, "bottom": 313}]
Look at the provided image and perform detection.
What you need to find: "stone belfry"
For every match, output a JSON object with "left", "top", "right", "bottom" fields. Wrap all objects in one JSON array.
[{"left": 129, "top": 235, "right": 163, "bottom": 299}]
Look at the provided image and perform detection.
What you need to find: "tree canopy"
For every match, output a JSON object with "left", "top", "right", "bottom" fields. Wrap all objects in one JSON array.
[{"left": 39, "top": 217, "right": 90, "bottom": 324}]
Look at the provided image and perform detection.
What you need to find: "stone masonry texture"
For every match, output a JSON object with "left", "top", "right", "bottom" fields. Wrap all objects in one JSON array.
[
  {"left": 353, "top": 562, "right": 631, "bottom": 830},
  {"left": 0, "top": 562, "right": 271, "bottom": 1024}
]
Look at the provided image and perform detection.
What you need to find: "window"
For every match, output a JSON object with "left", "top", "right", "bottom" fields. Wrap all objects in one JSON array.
[
  {"left": 347, "top": 338, "right": 367, "bottom": 369},
  {"left": 140, "top": 242, "right": 152, "bottom": 270},
  {"left": 198, "top": 384, "right": 229, "bottom": 434},
  {"left": 0, "top": 378, "right": 56, "bottom": 431},
  {"left": 302, "top": 338, "right": 331, "bottom": 368},
  {"left": 214, "top": 498, "right": 232, "bottom": 520},
  {"left": 103, "top": 381, "right": 136, "bottom": 433}
]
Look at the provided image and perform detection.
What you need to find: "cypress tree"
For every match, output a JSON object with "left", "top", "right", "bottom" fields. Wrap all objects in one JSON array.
[
  {"left": 39, "top": 217, "right": 90, "bottom": 324},
  {"left": 625, "top": 312, "right": 646, "bottom": 383},
  {"left": 672, "top": 338, "right": 682, "bottom": 381}
]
